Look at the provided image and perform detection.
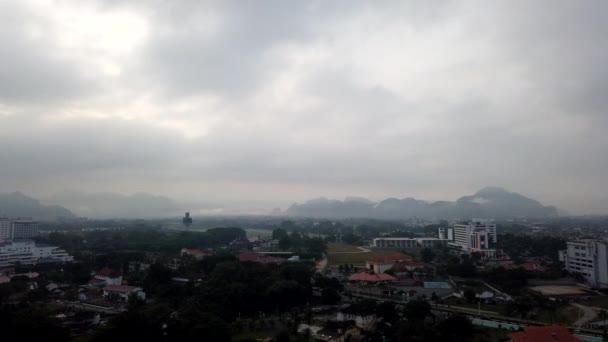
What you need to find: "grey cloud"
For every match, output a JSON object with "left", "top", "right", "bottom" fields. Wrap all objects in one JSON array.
[
  {"left": 0, "top": 2, "right": 96, "bottom": 104},
  {"left": 0, "top": 1, "right": 608, "bottom": 215}
]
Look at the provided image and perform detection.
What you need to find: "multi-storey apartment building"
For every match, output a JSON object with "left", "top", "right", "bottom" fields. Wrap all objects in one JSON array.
[
  {"left": 559, "top": 240, "right": 608, "bottom": 289},
  {"left": 0, "top": 217, "right": 39, "bottom": 240}
]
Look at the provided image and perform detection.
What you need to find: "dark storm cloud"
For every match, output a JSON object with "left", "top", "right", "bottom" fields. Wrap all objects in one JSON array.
[{"left": 1, "top": 0, "right": 608, "bottom": 215}]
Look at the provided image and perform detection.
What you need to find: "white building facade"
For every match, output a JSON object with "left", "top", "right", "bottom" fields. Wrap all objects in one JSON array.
[
  {"left": 0, "top": 240, "right": 73, "bottom": 268},
  {"left": 372, "top": 237, "right": 448, "bottom": 249},
  {"left": 445, "top": 219, "right": 499, "bottom": 259},
  {"left": 560, "top": 240, "right": 608, "bottom": 289}
]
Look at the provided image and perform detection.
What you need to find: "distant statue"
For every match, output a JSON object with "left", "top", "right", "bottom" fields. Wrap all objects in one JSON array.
[{"left": 182, "top": 212, "right": 193, "bottom": 227}]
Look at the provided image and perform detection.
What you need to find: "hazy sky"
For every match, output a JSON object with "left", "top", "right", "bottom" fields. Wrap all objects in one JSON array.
[{"left": 1, "top": 0, "right": 607, "bottom": 214}]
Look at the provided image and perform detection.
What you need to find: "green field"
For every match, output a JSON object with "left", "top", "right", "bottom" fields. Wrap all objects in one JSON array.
[
  {"left": 244, "top": 228, "right": 273, "bottom": 239},
  {"left": 327, "top": 242, "right": 412, "bottom": 266},
  {"left": 327, "top": 242, "right": 365, "bottom": 252}
]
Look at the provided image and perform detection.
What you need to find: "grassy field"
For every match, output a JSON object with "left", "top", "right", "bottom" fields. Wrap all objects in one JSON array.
[
  {"left": 327, "top": 242, "right": 366, "bottom": 252},
  {"left": 327, "top": 242, "right": 412, "bottom": 266},
  {"left": 243, "top": 228, "right": 273, "bottom": 239}
]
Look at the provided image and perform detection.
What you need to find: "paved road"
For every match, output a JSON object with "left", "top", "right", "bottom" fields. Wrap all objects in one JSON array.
[{"left": 573, "top": 303, "right": 598, "bottom": 327}]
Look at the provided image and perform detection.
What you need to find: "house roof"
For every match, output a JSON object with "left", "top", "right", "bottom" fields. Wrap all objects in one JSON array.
[
  {"left": 95, "top": 267, "right": 121, "bottom": 278},
  {"left": 367, "top": 252, "right": 412, "bottom": 264},
  {"left": 391, "top": 260, "right": 426, "bottom": 272},
  {"left": 349, "top": 272, "right": 396, "bottom": 282},
  {"left": 238, "top": 252, "right": 285, "bottom": 264},
  {"left": 520, "top": 262, "right": 543, "bottom": 271},
  {"left": 182, "top": 248, "right": 210, "bottom": 256},
  {"left": 103, "top": 285, "right": 138, "bottom": 293},
  {"left": 508, "top": 326, "right": 582, "bottom": 342}
]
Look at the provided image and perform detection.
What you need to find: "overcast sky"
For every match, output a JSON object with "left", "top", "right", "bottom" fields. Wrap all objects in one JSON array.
[{"left": 1, "top": 0, "right": 607, "bottom": 215}]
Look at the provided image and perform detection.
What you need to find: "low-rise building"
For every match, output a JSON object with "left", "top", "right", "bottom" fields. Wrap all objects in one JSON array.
[
  {"left": 0, "top": 240, "right": 73, "bottom": 268},
  {"left": 372, "top": 237, "right": 448, "bottom": 249},
  {"left": 180, "top": 248, "right": 211, "bottom": 260},
  {"left": 365, "top": 252, "right": 412, "bottom": 273},
  {"left": 91, "top": 267, "right": 123, "bottom": 286},
  {"left": 102, "top": 285, "right": 146, "bottom": 302},
  {"left": 349, "top": 272, "right": 396, "bottom": 283},
  {"left": 337, "top": 303, "right": 377, "bottom": 330}
]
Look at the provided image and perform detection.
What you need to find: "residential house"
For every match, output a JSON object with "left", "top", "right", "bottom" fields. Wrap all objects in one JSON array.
[
  {"left": 180, "top": 248, "right": 211, "bottom": 260},
  {"left": 102, "top": 285, "right": 146, "bottom": 302},
  {"left": 365, "top": 252, "right": 412, "bottom": 274},
  {"left": 349, "top": 272, "right": 396, "bottom": 283},
  {"left": 90, "top": 267, "right": 122, "bottom": 286}
]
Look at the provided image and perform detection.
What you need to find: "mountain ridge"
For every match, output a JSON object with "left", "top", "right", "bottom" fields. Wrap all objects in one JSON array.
[
  {"left": 0, "top": 192, "right": 75, "bottom": 220},
  {"left": 285, "top": 187, "right": 558, "bottom": 219}
]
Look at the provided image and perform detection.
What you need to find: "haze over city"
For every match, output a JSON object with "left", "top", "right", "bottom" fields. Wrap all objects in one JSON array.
[{"left": 1, "top": 1, "right": 608, "bottom": 215}]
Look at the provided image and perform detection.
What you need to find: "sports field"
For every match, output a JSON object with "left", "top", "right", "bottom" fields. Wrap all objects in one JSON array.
[
  {"left": 529, "top": 285, "right": 588, "bottom": 296},
  {"left": 327, "top": 242, "right": 413, "bottom": 266}
]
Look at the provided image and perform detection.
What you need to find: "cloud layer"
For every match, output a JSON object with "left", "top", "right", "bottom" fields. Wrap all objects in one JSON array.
[{"left": 1, "top": 0, "right": 607, "bottom": 214}]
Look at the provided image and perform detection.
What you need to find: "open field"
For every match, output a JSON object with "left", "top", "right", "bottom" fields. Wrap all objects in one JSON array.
[
  {"left": 529, "top": 285, "right": 588, "bottom": 296},
  {"left": 327, "top": 242, "right": 413, "bottom": 266},
  {"left": 327, "top": 242, "right": 367, "bottom": 253},
  {"left": 244, "top": 228, "right": 273, "bottom": 239}
]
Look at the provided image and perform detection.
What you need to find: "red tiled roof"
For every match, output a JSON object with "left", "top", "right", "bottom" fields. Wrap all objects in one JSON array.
[
  {"left": 349, "top": 272, "right": 396, "bottom": 282},
  {"left": 96, "top": 267, "right": 121, "bottom": 278},
  {"left": 508, "top": 326, "right": 582, "bottom": 342},
  {"left": 368, "top": 253, "right": 412, "bottom": 264},
  {"left": 238, "top": 252, "right": 285, "bottom": 264},
  {"left": 103, "top": 285, "right": 138, "bottom": 293},
  {"left": 520, "top": 262, "right": 544, "bottom": 271},
  {"left": 183, "top": 248, "right": 209, "bottom": 255}
]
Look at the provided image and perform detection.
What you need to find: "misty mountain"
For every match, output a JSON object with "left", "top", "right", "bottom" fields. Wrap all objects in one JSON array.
[
  {"left": 285, "top": 197, "right": 376, "bottom": 218},
  {"left": 46, "top": 191, "right": 183, "bottom": 219},
  {"left": 0, "top": 192, "right": 75, "bottom": 220},
  {"left": 286, "top": 187, "right": 559, "bottom": 219}
]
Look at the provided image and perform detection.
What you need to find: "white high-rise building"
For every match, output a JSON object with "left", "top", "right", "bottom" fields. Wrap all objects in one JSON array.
[
  {"left": 451, "top": 219, "right": 497, "bottom": 250},
  {"left": 444, "top": 219, "right": 498, "bottom": 258},
  {"left": 560, "top": 240, "right": 608, "bottom": 289},
  {"left": 0, "top": 218, "right": 39, "bottom": 240}
]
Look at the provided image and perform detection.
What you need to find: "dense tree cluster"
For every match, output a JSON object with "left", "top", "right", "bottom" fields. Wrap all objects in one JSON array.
[
  {"left": 272, "top": 229, "right": 327, "bottom": 258},
  {"left": 497, "top": 233, "right": 566, "bottom": 262},
  {"left": 47, "top": 227, "right": 247, "bottom": 254},
  {"left": 95, "top": 259, "right": 315, "bottom": 341}
]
